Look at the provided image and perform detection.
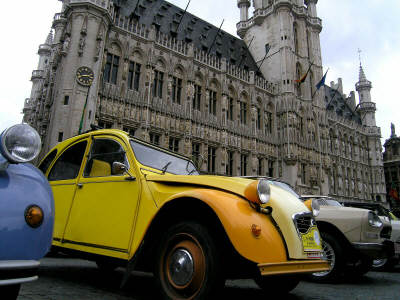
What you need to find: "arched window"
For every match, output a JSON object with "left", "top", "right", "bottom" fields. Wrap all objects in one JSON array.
[
  {"left": 193, "top": 74, "right": 203, "bottom": 111},
  {"left": 293, "top": 22, "right": 299, "bottom": 54},
  {"left": 171, "top": 67, "right": 184, "bottom": 104},
  {"left": 226, "top": 87, "right": 236, "bottom": 121},
  {"left": 208, "top": 81, "right": 218, "bottom": 116},
  {"left": 264, "top": 101, "right": 274, "bottom": 135},
  {"left": 239, "top": 92, "right": 249, "bottom": 125}
]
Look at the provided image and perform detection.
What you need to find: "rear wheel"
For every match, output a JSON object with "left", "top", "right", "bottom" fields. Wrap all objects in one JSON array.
[
  {"left": 0, "top": 284, "right": 21, "bottom": 300},
  {"left": 154, "top": 221, "right": 224, "bottom": 300},
  {"left": 310, "top": 231, "right": 345, "bottom": 282}
]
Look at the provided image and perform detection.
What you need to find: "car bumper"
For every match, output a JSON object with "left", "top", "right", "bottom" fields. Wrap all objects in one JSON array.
[
  {"left": 258, "top": 259, "right": 329, "bottom": 276},
  {"left": 352, "top": 240, "right": 394, "bottom": 260},
  {"left": 0, "top": 260, "right": 39, "bottom": 286}
]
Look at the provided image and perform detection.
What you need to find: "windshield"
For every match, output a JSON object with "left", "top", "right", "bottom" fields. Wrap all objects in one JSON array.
[
  {"left": 130, "top": 140, "right": 199, "bottom": 175},
  {"left": 318, "top": 198, "right": 342, "bottom": 207}
]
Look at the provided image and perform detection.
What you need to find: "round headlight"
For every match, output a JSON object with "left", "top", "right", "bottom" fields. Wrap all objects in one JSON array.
[
  {"left": 311, "top": 199, "right": 320, "bottom": 217},
  {"left": 257, "top": 179, "right": 271, "bottom": 204},
  {"left": 0, "top": 124, "right": 41, "bottom": 163},
  {"left": 368, "top": 211, "right": 383, "bottom": 228}
]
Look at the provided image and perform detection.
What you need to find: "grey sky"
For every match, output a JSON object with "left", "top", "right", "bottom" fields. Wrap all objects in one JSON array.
[{"left": 1, "top": 0, "right": 398, "bottom": 143}]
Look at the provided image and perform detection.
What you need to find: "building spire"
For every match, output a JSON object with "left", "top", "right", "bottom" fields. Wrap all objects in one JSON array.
[{"left": 45, "top": 31, "right": 53, "bottom": 45}]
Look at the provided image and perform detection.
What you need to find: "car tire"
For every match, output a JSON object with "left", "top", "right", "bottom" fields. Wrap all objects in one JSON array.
[
  {"left": 154, "top": 221, "right": 224, "bottom": 300},
  {"left": 309, "top": 231, "right": 345, "bottom": 282},
  {"left": 1, "top": 284, "right": 21, "bottom": 300},
  {"left": 254, "top": 275, "right": 300, "bottom": 295}
]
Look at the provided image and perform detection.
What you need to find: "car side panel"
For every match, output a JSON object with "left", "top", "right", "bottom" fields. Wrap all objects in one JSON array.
[{"left": 131, "top": 185, "right": 287, "bottom": 264}]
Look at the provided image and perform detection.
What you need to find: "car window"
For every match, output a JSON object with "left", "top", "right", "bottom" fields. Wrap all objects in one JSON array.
[
  {"left": 48, "top": 141, "right": 87, "bottom": 181},
  {"left": 130, "top": 140, "right": 198, "bottom": 175},
  {"left": 83, "top": 138, "right": 128, "bottom": 177},
  {"left": 318, "top": 198, "right": 342, "bottom": 207},
  {"left": 38, "top": 149, "right": 58, "bottom": 174}
]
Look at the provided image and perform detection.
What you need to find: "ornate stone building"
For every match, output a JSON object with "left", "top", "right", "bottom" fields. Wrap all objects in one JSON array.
[
  {"left": 23, "top": 0, "right": 386, "bottom": 203},
  {"left": 383, "top": 124, "right": 400, "bottom": 211}
]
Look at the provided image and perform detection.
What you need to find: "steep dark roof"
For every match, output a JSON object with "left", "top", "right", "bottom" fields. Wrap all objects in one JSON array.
[
  {"left": 324, "top": 85, "right": 362, "bottom": 124},
  {"left": 113, "top": 0, "right": 261, "bottom": 74}
]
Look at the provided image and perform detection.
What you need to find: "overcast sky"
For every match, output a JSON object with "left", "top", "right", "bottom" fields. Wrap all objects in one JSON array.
[{"left": 1, "top": 0, "right": 399, "bottom": 144}]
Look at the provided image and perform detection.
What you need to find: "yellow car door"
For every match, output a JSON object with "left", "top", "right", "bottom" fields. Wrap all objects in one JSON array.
[
  {"left": 62, "top": 136, "right": 140, "bottom": 259},
  {"left": 47, "top": 139, "right": 90, "bottom": 244}
]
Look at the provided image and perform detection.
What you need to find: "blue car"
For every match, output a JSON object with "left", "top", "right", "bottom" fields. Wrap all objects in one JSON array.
[{"left": 0, "top": 124, "right": 54, "bottom": 299}]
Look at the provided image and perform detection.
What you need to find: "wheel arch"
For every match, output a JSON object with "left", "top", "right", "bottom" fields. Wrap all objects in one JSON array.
[
  {"left": 316, "top": 221, "right": 353, "bottom": 252},
  {"left": 135, "top": 197, "right": 256, "bottom": 278}
]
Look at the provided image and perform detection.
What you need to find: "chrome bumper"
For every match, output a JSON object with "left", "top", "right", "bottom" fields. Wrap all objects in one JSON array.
[
  {"left": 0, "top": 260, "right": 39, "bottom": 286},
  {"left": 258, "top": 259, "right": 329, "bottom": 276},
  {"left": 352, "top": 241, "right": 394, "bottom": 259}
]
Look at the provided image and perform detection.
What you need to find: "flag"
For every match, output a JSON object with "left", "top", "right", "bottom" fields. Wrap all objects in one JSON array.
[
  {"left": 295, "top": 62, "right": 313, "bottom": 84},
  {"left": 389, "top": 183, "right": 400, "bottom": 202},
  {"left": 316, "top": 68, "right": 329, "bottom": 90},
  {"left": 78, "top": 91, "right": 89, "bottom": 134}
]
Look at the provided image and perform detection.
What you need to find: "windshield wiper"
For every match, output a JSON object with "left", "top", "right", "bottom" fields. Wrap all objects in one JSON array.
[{"left": 161, "top": 161, "right": 172, "bottom": 174}]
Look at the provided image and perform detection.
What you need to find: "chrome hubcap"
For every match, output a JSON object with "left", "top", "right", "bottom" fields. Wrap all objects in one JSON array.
[
  {"left": 168, "top": 248, "right": 194, "bottom": 286},
  {"left": 313, "top": 240, "right": 335, "bottom": 277},
  {"left": 372, "top": 258, "right": 387, "bottom": 268}
]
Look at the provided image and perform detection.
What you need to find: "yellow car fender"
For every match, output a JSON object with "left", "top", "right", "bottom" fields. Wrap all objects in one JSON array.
[{"left": 158, "top": 188, "right": 287, "bottom": 264}]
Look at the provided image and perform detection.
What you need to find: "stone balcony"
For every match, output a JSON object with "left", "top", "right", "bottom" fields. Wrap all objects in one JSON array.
[
  {"left": 358, "top": 102, "right": 376, "bottom": 112},
  {"left": 31, "top": 70, "right": 44, "bottom": 80}
]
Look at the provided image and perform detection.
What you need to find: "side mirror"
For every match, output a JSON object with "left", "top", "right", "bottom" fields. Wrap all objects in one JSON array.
[
  {"left": 112, "top": 162, "right": 135, "bottom": 181},
  {"left": 112, "top": 162, "right": 127, "bottom": 175}
]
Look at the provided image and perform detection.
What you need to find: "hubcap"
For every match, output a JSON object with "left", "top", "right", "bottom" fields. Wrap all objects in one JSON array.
[
  {"left": 372, "top": 258, "right": 387, "bottom": 268},
  {"left": 313, "top": 240, "right": 335, "bottom": 277},
  {"left": 168, "top": 248, "right": 194, "bottom": 286}
]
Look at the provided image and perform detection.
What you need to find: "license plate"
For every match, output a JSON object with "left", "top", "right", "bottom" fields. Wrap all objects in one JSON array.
[
  {"left": 395, "top": 242, "right": 400, "bottom": 254},
  {"left": 301, "top": 226, "right": 323, "bottom": 252}
]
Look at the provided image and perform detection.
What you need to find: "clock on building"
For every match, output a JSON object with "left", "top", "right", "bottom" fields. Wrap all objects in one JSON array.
[{"left": 76, "top": 66, "right": 94, "bottom": 86}]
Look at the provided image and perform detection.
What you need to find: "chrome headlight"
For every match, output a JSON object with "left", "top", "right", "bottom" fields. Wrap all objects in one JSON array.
[
  {"left": 257, "top": 179, "right": 271, "bottom": 204},
  {"left": 311, "top": 199, "right": 320, "bottom": 217},
  {"left": 0, "top": 124, "right": 41, "bottom": 163},
  {"left": 368, "top": 211, "right": 383, "bottom": 228}
]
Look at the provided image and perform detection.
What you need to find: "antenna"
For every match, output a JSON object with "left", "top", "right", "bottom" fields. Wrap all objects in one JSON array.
[
  {"left": 176, "top": 0, "right": 192, "bottom": 33},
  {"left": 207, "top": 19, "right": 224, "bottom": 55},
  {"left": 358, "top": 48, "right": 362, "bottom": 66}
]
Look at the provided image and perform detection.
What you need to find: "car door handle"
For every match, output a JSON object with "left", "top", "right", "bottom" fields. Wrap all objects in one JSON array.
[{"left": 77, "top": 183, "right": 83, "bottom": 189}]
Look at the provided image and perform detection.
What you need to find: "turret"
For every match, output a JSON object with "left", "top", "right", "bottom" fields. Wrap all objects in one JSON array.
[
  {"left": 356, "top": 64, "right": 376, "bottom": 127},
  {"left": 305, "top": 0, "right": 318, "bottom": 18},
  {"left": 237, "top": 0, "right": 250, "bottom": 22}
]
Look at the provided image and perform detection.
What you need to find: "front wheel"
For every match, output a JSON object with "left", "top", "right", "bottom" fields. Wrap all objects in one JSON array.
[
  {"left": 309, "top": 231, "right": 345, "bottom": 282},
  {"left": 154, "top": 221, "right": 224, "bottom": 300}
]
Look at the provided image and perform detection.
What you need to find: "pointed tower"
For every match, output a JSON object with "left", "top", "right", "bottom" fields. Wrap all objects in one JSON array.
[
  {"left": 40, "top": 0, "right": 112, "bottom": 152},
  {"left": 236, "top": 0, "right": 323, "bottom": 103},
  {"left": 23, "top": 32, "right": 53, "bottom": 130},
  {"left": 356, "top": 64, "right": 376, "bottom": 127}
]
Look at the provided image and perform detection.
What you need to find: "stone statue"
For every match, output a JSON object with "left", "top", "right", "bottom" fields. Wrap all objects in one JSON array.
[
  {"left": 62, "top": 35, "right": 71, "bottom": 54},
  {"left": 391, "top": 122, "right": 396, "bottom": 138}
]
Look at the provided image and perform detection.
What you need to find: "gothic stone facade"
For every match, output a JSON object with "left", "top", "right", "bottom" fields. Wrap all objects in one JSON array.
[
  {"left": 23, "top": 0, "right": 386, "bottom": 203},
  {"left": 383, "top": 124, "right": 400, "bottom": 210}
]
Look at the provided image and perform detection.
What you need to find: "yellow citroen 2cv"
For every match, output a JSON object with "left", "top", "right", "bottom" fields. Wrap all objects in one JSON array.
[{"left": 39, "top": 129, "right": 328, "bottom": 299}]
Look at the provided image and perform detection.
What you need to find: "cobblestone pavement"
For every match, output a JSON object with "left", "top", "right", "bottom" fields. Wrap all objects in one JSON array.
[{"left": 19, "top": 258, "right": 400, "bottom": 300}]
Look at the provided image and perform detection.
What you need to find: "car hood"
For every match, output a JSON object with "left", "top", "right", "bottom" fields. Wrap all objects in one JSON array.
[
  {"left": 320, "top": 205, "right": 369, "bottom": 214},
  {"left": 145, "top": 174, "right": 254, "bottom": 197}
]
